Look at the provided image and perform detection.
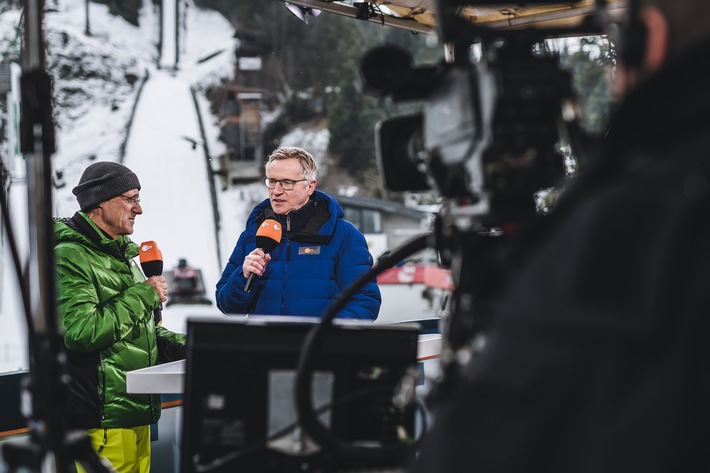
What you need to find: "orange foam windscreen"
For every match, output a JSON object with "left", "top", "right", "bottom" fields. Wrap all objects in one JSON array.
[
  {"left": 139, "top": 241, "right": 163, "bottom": 277},
  {"left": 255, "top": 219, "right": 282, "bottom": 253}
]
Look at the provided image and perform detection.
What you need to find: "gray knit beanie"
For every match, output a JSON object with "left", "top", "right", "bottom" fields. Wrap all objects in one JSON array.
[{"left": 72, "top": 161, "right": 141, "bottom": 212}]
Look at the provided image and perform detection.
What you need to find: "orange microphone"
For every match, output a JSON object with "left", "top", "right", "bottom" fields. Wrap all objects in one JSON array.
[
  {"left": 244, "top": 219, "right": 282, "bottom": 293},
  {"left": 140, "top": 241, "right": 164, "bottom": 325}
]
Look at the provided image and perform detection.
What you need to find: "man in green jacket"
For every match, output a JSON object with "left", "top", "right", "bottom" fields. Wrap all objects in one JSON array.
[{"left": 54, "top": 161, "right": 186, "bottom": 473}]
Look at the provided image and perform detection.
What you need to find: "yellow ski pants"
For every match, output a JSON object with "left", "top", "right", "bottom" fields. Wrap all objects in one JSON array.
[{"left": 76, "top": 425, "right": 151, "bottom": 473}]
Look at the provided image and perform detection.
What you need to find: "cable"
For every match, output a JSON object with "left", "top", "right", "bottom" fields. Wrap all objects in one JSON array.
[
  {"left": 295, "top": 232, "right": 434, "bottom": 460},
  {"left": 192, "top": 384, "right": 427, "bottom": 472}
]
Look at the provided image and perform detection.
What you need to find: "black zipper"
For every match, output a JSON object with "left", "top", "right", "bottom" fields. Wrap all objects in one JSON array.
[{"left": 99, "top": 353, "right": 106, "bottom": 422}]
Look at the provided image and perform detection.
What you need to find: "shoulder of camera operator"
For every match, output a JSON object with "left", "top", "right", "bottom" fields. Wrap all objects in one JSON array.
[
  {"left": 215, "top": 190, "right": 380, "bottom": 320},
  {"left": 418, "top": 140, "right": 710, "bottom": 472}
]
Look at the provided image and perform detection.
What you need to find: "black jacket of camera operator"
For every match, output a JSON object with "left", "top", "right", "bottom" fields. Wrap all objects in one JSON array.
[{"left": 413, "top": 35, "right": 710, "bottom": 473}]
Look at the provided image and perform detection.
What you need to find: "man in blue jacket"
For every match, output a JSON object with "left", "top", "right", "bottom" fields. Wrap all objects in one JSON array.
[{"left": 216, "top": 146, "right": 381, "bottom": 320}]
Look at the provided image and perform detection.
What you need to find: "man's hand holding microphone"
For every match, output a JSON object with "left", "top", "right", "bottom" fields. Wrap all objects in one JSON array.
[
  {"left": 243, "top": 249, "right": 271, "bottom": 280},
  {"left": 244, "top": 219, "right": 282, "bottom": 293},
  {"left": 145, "top": 276, "right": 168, "bottom": 303}
]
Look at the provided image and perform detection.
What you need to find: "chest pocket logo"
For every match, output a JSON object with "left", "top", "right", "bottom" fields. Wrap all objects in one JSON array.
[{"left": 298, "top": 246, "right": 321, "bottom": 255}]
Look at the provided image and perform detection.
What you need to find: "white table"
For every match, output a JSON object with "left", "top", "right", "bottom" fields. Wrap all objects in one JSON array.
[{"left": 126, "top": 334, "right": 442, "bottom": 394}]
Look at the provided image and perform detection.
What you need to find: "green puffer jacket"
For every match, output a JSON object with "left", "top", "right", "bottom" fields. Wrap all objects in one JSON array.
[{"left": 54, "top": 212, "right": 186, "bottom": 429}]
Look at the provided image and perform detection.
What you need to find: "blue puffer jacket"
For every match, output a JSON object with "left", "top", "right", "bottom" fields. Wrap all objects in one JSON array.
[{"left": 216, "top": 191, "right": 381, "bottom": 320}]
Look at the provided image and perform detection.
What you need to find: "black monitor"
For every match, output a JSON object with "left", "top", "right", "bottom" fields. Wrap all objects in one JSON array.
[{"left": 180, "top": 316, "right": 420, "bottom": 473}]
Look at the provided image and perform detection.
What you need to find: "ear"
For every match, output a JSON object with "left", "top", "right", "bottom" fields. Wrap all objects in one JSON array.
[
  {"left": 307, "top": 179, "right": 317, "bottom": 196},
  {"left": 640, "top": 6, "right": 669, "bottom": 72}
]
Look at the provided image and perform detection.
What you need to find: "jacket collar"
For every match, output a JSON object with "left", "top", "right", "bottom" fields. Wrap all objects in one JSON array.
[
  {"left": 57, "top": 212, "right": 139, "bottom": 259},
  {"left": 249, "top": 190, "right": 344, "bottom": 242}
]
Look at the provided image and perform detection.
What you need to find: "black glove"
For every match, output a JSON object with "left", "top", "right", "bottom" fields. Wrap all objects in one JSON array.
[{"left": 157, "top": 336, "right": 187, "bottom": 363}]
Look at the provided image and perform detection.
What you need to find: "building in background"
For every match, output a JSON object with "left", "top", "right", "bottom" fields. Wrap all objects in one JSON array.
[
  {"left": 330, "top": 192, "right": 432, "bottom": 261},
  {"left": 216, "top": 84, "right": 264, "bottom": 187}
]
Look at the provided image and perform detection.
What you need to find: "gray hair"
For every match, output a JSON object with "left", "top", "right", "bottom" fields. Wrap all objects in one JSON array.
[{"left": 265, "top": 147, "right": 318, "bottom": 181}]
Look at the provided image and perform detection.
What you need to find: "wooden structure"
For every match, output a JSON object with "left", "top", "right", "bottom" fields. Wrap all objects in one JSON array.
[
  {"left": 216, "top": 85, "right": 263, "bottom": 187},
  {"left": 276, "top": 0, "right": 625, "bottom": 34}
]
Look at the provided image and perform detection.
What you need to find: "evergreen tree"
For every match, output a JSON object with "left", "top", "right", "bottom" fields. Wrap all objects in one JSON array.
[
  {"left": 325, "top": 23, "right": 439, "bottom": 179},
  {"left": 559, "top": 36, "right": 614, "bottom": 136},
  {"left": 327, "top": 68, "right": 382, "bottom": 177}
]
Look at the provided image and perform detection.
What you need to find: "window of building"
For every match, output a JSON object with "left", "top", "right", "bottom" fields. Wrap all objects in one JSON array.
[{"left": 343, "top": 206, "right": 381, "bottom": 234}]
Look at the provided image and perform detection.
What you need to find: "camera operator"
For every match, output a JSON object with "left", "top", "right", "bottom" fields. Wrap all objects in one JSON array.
[{"left": 412, "top": 1, "right": 710, "bottom": 471}]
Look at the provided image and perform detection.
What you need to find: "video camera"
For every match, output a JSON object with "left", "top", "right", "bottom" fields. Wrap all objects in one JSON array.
[
  {"left": 360, "top": 0, "right": 595, "bottom": 229},
  {"left": 360, "top": 0, "right": 602, "bottom": 386}
]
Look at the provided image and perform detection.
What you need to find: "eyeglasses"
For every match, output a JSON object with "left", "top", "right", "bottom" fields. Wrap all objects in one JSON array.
[
  {"left": 264, "top": 178, "right": 309, "bottom": 191},
  {"left": 119, "top": 194, "right": 141, "bottom": 206}
]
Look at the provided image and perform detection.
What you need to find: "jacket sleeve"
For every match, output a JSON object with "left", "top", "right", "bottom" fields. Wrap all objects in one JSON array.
[
  {"left": 56, "top": 245, "right": 160, "bottom": 353},
  {"left": 334, "top": 222, "right": 381, "bottom": 320},
  {"left": 156, "top": 326, "right": 187, "bottom": 362},
  {"left": 215, "top": 231, "right": 255, "bottom": 314}
]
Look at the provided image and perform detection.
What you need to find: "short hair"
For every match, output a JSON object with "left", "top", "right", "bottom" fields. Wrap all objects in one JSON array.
[
  {"left": 638, "top": 0, "right": 710, "bottom": 57},
  {"left": 265, "top": 147, "right": 318, "bottom": 181}
]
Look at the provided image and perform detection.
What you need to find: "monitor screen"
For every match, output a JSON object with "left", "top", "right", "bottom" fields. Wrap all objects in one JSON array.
[{"left": 180, "top": 316, "right": 420, "bottom": 473}]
